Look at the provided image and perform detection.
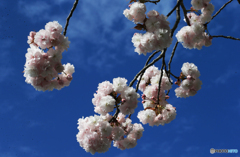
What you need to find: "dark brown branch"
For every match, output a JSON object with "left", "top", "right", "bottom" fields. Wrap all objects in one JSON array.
[
  {"left": 206, "top": 0, "right": 233, "bottom": 25},
  {"left": 63, "top": 0, "right": 79, "bottom": 36},
  {"left": 145, "top": 50, "right": 161, "bottom": 67},
  {"left": 180, "top": 1, "right": 190, "bottom": 26},
  {"left": 166, "top": 90, "right": 170, "bottom": 95},
  {"left": 144, "top": 0, "right": 160, "bottom": 5},
  {"left": 135, "top": 71, "right": 145, "bottom": 92},
  {"left": 129, "top": 50, "right": 161, "bottom": 119},
  {"left": 157, "top": 54, "right": 165, "bottom": 104},
  {"left": 170, "top": 0, "right": 181, "bottom": 37},
  {"left": 129, "top": 51, "right": 165, "bottom": 87},
  {"left": 135, "top": 50, "right": 161, "bottom": 92},
  {"left": 167, "top": 0, "right": 182, "bottom": 17},
  {"left": 126, "top": 50, "right": 163, "bottom": 120},
  {"left": 109, "top": 100, "right": 121, "bottom": 123},
  {"left": 165, "top": 2, "right": 180, "bottom": 84},
  {"left": 167, "top": 41, "right": 178, "bottom": 81},
  {"left": 162, "top": 52, "right": 172, "bottom": 85},
  {"left": 238, "top": 0, "right": 240, "bottom": 4},
  {"left": 168, "top": 42, "right": 178, "bottom": 72},
  {"left": 170, "top": 72, "right": 178, "bottom": 79},
  {"left": 109, "top": 107, "right": 120, "bottom": 123},
  {"left": 211, "top": 35, "right": 240, "bottom": 41}
]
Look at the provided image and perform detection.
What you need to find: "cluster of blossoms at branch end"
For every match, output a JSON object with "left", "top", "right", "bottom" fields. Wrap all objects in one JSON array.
[
  {"left": 24, "top": 21, "right": 75, "bottom": 91},
  {"left": 76, "top": 113, "right": 144, "bottom": 154},
  {"left": 123, "top": 2, "right": 172, "bottom": 55},
  {"left": 92, "top": 78, "right": 140, "bottom": 115},
  {"left": 76, "top": 77, "right": 144, "bottom": 154},
  {"left": 175, "top": 63, "right": 202, "bottom": 98},
  {"left": 137, "top": 65, "right": 177, "bottom": 126},
  {"left": 176, "top": 0, "right": 214, "bottom": 50}
]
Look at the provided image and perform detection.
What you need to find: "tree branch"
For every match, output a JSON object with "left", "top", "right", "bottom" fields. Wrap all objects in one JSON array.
[
  {"left": 109, "top": 105, "right": 120, "bottom": 123},
  {"left": 170, "top": 72, "right": 179, "bottom": 79},
  {"left": 162, "top": 51, "right": 172, "bottom": 85},
  {"left": 180, "top": 1, "right": 190, "bottom": 26},
  {"left": 129, "top": 51, "right": 165, "bottom": 87},
  {"left": 156, "top": 50, "right": 166, "bottom": 104},
  {"left": 167, "top": 0, "right": 182, "bottom": 17},
  {"left": 63, "top": 0, "right": 79, "bottom": 36},
  {"left": 144, "top": 0, "right": 160, "bottom": 5},
  {"left": 135, "top": 50, "right": 161, "bottom": 92},
  {"left": 168, "top": 41, "right": 178, "bottom": 76},
  {"left": 206, "top": 0, "right": 233, "bottom": 25},
  {"left": 211, "top": 35, "right": 240, "bottom": 41},
  {"left": 170, "top": 0, "right": 181, "bottom": 37}
]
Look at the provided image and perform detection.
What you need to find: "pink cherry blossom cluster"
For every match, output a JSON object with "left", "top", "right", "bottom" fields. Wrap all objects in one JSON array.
[
  {"left": 137, "top": 103, "right": 176, "bottom": 126},
  {"left": 175, "top": 62, "right": 202, "bottom": 98},
  {"left": 76, "top": 113, "right": 144, "bottom": 154},
  {"left": 191, "top": 0, "right": 215, "bottom": 23},
  {"left": 137, "top": 65, "right": 172, "bottom": 92},
  {"left": 123, "top": 1, "right": 146, "bottom": 24},
  {"left": 24, "top": 21, "right": 74, "bottom": 91},
  {"left": 123, "top": 2, "right": 172, "bottom": 55},
  {"left": 176, "top": 0, "right": 214, "bottom": 50},
  {"left": 92, "top": 77, "right": 140, "bottom": 115},
  {"left": 136, "top": 65, "right": 176, "bottom": 126},
  {"left": 176, "top": 24, "right": 212, "bottom": 50},
  {"left": 76, "top": 77, "right": 144, "bottom": 154}
]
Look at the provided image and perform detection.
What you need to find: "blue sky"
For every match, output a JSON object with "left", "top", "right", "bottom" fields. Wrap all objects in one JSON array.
[{"left": 0, "top": 0, "right": 240, "bottom": 157}]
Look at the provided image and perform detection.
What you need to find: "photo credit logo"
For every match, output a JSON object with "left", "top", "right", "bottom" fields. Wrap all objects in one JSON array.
[{"left": 210, "top": 148, "right": 238, "bottom": 154}]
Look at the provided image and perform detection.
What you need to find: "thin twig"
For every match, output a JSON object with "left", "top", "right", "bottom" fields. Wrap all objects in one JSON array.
[
  {"left": 162, "top": 53, "right": 172, "bottom": 85},
  {"left": 180, "top": 1, "right": 190, "bottom": 26},
  {"left": 63, "top": 0, "right": 79, "bottom": 36},
  {"left": 170, "top": 0, "right": 181, "bottom": 37},
  {"left": 167, "top": 0, "right": 182, "bottom": 17},
  {"left": 129, "top": 50, "right": 161, "bottom": 119},
  {"left": 166, "top": 90, "right": 170, "bottom": 95},
  {"left": 166, "top": 41, "right": 178, "bottom": 83},
  {"left": 109, "top": 100, "right": 120, "bottom": 123},
  {"left": 211, "top": 35, "right": 240, "bottom": 41},
  {"left": 109, "top": 107, "right": 120, "bottom": 123},
  {"left": 135, "top": 50, "right": 161, "bottom": 92},
  {"left": 206, "top": 0, "right": 233, "bottom": 25},
  {"left": 157, "top": 55, "right": 165, "bottom": 104},
  {"left": 145, "top": 50, "right": 161, "bottom": 67},
  {"left": 129, "top": 51, "right": 165, "bottom": 87},
  {"left": 144, "top": 0, "right": 160, "bottom": 4},
  {"left": 170, "top": 72, "right": 178, "bottom": 79},
  {"left": 168, "top": 42, "right": 179, "bottom": 72}
]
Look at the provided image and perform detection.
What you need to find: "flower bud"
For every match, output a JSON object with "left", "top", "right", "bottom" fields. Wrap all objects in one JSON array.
[{"left": 66, "top": 74, "right": 72, "bottom": 81}]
